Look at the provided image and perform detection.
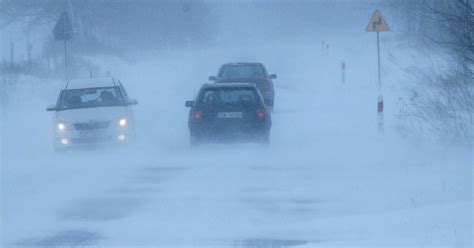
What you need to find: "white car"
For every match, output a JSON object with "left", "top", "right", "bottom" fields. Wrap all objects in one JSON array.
[{"left": 46, "top": 77, "right": 137, "bottom": 151}]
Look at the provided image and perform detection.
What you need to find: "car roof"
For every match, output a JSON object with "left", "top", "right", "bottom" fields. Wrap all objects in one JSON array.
[
  {"left": 201, "top": 83, "right": 257, "bottom": 89},
  {"left": 221, "top": 62, "right": 263, "bottom": 67},
  {"left": 64, "top": 77, "right": 118, "bottom": 90}
]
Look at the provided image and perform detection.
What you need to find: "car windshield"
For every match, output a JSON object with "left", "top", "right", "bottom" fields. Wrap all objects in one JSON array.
[
  {"left": 57, "top": 87, "right": 124, "bottom": 110},
  {"left": 198, "top": 87, "right": 258, "bottom": 107},
  {"left": 219, "top": 65, "right": 265, "bottom": 79}
]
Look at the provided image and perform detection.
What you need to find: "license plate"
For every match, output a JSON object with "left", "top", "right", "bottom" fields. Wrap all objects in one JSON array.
[{"left": 217, "top": 112, "right": 243, "bottom": 119}]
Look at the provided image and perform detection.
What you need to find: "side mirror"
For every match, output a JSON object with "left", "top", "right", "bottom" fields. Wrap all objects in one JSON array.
[
  {"left": 269, "top": 74, "right": 277, "bottom": 80},
  {"left": 127, "top": 99, "right": 138, "bottom": 105},
  {"left": 208, "top": 76, "right": 216, "bottom": 81},
  {"left": 46, "top": 104, "right": 57, "bottom": 111},
  {"left": 185, "top": 101, "right": 195, "bottom": 107}
]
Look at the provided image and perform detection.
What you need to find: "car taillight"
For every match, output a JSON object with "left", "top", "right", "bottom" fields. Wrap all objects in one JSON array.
[
  {"left": 193, "top": 111, "right": 202, "bottom": 120},
  {"left": 257, "top": 111, "right": 265, "bottom": 119}
]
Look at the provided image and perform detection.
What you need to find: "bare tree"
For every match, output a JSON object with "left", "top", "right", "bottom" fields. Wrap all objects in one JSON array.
[
  {"left": 0, "top": 0, "right": 217, "bottom": 54},
  {"left": 389, "top": 0, "right": 473, "bottom": 141},
  {"left": 425, "top": 0, "right": 473, "bottom": 77}
]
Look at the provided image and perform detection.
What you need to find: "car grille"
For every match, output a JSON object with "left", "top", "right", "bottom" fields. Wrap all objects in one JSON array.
[{"left": 74, "top": 121, "right": 110, "bottom": 130}]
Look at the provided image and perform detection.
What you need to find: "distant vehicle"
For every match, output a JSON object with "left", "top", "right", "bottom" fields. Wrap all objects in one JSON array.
[
  {"left": 46, "top": 77, "right": 138, "bottom": 151},
  {"left": 209, "top": 62, "right": 277, "bottom": 108},
  {"left": 185, "top": 83, "right": 271, "bottom": 145}
]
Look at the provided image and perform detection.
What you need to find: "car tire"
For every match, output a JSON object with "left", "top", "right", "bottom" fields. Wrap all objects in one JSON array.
[
  {"left": 54, "top": 145, "right": 66, "bottom": 154},
  {"left": 260, "top": 131, "right": 270, "bottom": 145},
  {"left": 190, "top": 134, "right": 201, "bottom": 147}
]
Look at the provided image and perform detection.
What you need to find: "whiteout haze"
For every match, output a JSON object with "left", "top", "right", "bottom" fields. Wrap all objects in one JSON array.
[{"left": 0, "top": 1, "right": 472, "bottom": 247}]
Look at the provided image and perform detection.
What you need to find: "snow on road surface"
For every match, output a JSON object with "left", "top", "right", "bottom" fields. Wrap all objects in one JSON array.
[
  {"left": 2, "top": 42, "right": 471, "bottom": 247},
  {"left": 1, "top": 4, "right": 472, "bottom": 248}
]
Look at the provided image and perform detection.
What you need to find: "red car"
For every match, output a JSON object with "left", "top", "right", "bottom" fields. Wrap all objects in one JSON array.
[{"left": 209, "top": 62, "right": 277, "bottom": 108}]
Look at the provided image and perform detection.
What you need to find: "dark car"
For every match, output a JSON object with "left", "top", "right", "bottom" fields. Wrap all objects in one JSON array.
[
  {"left": 185, "top": 83, "right": 272, "bottom": 145},
  {"left": 209, "top": 62, "right": 277, "bottom": 108}
]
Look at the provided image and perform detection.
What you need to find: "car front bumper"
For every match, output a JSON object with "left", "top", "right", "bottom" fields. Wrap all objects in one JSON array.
[{"left": 54, "top": 128, "right": 133, "bottom": 148}]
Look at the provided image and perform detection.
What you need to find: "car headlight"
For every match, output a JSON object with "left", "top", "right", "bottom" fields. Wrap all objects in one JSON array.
[
  {"left": 57, "top": 122, "right": 70, "bottom": 131},
  {"left": 118, "top": 118, "right": 127, "bottom": 126}
]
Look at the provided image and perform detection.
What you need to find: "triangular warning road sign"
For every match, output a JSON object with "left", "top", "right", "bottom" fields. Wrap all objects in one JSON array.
[
  {"left": 366, "top": 10, "right": 390, "bottom": 32},
  {"left": 53, "top": 12, "right": 75, "bottom": 40}
]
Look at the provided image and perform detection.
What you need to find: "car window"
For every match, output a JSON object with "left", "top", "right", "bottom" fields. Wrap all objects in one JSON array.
[
  {"left": 57, "top": 87, "right": 124, "bottom": 110},
  {"left": 219, "top": 65, "right": 265, "bottom": 79},
  {"left": 198, "top": 88, "right": 258, "bottom": 106}
]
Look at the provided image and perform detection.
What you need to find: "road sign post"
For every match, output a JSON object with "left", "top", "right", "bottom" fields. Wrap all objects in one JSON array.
[
  {"left": 366, "top": 9, "right": 389, "bottom": 133},
  {"left": 53, "top": 12, "right": 75, "bottom": 81},
  {"left": 64, "top": 40, "right": 68, "bottom": 80}
]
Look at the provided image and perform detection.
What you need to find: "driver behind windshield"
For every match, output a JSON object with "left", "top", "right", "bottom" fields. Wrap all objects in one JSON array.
[
  {"left": 99, "top": 91, "right": 118, "bottom": 105},
  {"left": 58, "top": 87, "right": 123, "bottom": 110}
]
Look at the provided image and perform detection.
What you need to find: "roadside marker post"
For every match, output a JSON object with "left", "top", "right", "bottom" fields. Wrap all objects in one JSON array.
[
  {"left": 378, "top": 94, "right": 384, "bottom": 131},
  {"left": 341, "top": 61, "right": 346, "bottom": 85},
  {"left": 366, "top": 9, "right": 390, "bottom": 133}
]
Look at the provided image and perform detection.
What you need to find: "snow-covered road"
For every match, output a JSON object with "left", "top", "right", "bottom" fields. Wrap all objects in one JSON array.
[
  {"left": 2, "top": 42, "right": 472, "bottom": 247},
  {"left": 1, "top": 3, "right": 472, "bottom": 246}
]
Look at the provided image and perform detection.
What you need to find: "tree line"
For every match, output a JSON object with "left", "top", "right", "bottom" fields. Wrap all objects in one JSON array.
[
  {"left": 0, "top": 0, "right": 217, "bottom": 78},
  {"left": 389, "top": 0, "right": 473, "bottom": 140},
  {"left": 0, "top": 0, "right": 217, "bottom": 52}
]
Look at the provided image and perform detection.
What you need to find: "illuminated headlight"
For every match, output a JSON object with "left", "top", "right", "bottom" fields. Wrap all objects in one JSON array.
[
  {"left": 60, "top": 138, "right": 69, "bottom": 145},
  {"left": 117, "top": 134, "right": 126, "bottom": 141},
  {"left": 118, "top": 118, "right": 127, "bottom": 126},
  {"left": 57, "top": 122, "right": 68, "bottom": 131}
]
